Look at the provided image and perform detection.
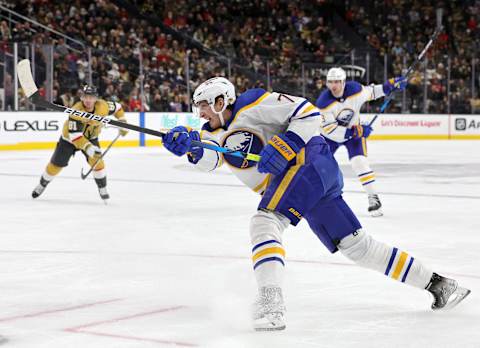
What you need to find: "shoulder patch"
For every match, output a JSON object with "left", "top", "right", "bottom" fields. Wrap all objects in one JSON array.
[
  {"left": 343, "top": 81, "right": 362, "bottom": 98},
  {"left": 227, "top": 88, "right": 268, "bottom": 127},
  {"left": 315, "top": 90, "right": 336, "bottom": 109}
]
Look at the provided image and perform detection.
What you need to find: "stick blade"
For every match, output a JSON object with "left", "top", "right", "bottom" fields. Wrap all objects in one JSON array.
[
  {"left": 17, "top": 59, "right": 38, "bottom": 98},
  {"left": 80, "top": 168, "right": 89, "bottom": 180}
]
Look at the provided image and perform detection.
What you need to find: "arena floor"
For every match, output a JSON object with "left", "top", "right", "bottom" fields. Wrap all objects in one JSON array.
[{"left": 0, "top": 140, "right": 479, "bottom": 347}]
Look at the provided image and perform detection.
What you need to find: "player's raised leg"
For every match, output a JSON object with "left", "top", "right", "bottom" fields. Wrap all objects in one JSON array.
[{"left": 336, "top": 212, "right": 470, "bottom": 310}]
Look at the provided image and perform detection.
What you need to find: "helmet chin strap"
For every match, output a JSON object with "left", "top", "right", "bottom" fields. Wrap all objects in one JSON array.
[{"left": 209, "top": 102, "right": 227, "bottom": 127}]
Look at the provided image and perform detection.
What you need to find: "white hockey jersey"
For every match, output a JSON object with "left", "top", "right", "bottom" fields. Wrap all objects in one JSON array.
[
  {"left": 194, "top": 88, "right": 323, "bottom": 194},
  {"left": 315, "top": 81, "right": 385, "bottom": 143}
]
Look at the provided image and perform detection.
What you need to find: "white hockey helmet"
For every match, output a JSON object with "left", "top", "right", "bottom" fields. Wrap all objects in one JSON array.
[
  {"left": 326, "top": 67, "right": 346, "bottom": 82},
  {"left": 192, "top": 77, "right": 236, "bottom": 126},
  {"left": 326, "top": 67, "right": 346, "bottom": 97}
]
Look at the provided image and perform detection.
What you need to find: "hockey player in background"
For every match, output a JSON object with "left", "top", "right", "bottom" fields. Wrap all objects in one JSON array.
[
  {"left": 161, "top": 77, "right": 469, "bottom": 331},
  {"left": 316, "top": 67, "right": 407, "bottom": 216},
  {"left": 31, "top": 85, "right": 128, "bottom": 202}
]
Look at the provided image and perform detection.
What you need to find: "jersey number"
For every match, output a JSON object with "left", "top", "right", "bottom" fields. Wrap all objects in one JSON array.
[
  {"left": 277, "top": 94, "right": 294, "bottom": 103},
  {"left": 68, "top": 121, "right": 78, "bottom": 131}
]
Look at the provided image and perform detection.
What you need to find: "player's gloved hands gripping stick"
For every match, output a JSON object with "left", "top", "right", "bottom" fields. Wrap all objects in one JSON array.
[
  {"left": 186, "top": 130, "right": 204, "bottom": 164},
  {"left": 383, "top": 76, "right": 407, "bottom": 95},
  {"left": 163, "top": 126, "right": 202, "bottom": 158},
  {"left": 346, "top": 123, "right": 373, "bottom": 139},
  {"left": 85, "top": 143, "right": 102, "bottom": 159},
  {"left": 258, "top": 131, "right": 304, "bottom": 175}
]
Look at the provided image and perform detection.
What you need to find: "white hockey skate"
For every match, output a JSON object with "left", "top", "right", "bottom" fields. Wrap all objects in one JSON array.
[
  {"left": 368, "top": 194, "right": 383, "bottom": 217},
  {"left": 98, "top": 187, "right": 110, "bottom": 204},
  {"left": 32, "top": 177, "right": 50, "bottom": 199},
  {"left": 253, "top": 287, "right": 286, "bottom": 331},
  {"left": 426, "top": 273, "right": 471, "bottom": 310},
  {"left": 32, "top": 183, "right": 46, "bottom": 198}
]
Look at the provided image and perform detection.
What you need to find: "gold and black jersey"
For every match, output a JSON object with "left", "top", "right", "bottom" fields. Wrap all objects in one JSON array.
[{"left": 61, "top": 99, "right": 125, "bottom": 150}]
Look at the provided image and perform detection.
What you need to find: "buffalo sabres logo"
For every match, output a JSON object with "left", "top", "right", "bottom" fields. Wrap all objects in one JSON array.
[
  {"left": 336, "top": 108, "right": 355, "bottom": 127},
  {"left": 222, "top": 130, "right": 264, "bottom": 169}
]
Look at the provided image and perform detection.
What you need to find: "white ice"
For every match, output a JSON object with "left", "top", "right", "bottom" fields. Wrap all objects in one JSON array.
[{"left": 0, "top": 140, "right": 479, "bottom": 348}]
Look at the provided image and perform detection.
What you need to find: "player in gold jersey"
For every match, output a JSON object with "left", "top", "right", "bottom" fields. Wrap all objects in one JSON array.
[{"left": 31, "top": 85, "right": 128, "bottom": 202}]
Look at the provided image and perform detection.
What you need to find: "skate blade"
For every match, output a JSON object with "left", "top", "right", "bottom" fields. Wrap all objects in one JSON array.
[
  {"left": 436, "top": 287, "right": 471, "bottom": 311},
  {"left": 369, "top": 209, "right": 383, "bottom": 217},
  {"left": 254, "top": 325, "right": 286, "bottom": 331},
  {"left": 253, "top": 315, "right": 286, "bottom": 331}
]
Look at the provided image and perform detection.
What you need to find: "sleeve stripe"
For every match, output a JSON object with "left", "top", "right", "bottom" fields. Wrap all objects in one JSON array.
[
  {"left": 71, "top": 134, "right": 83, "bottom": 142},
  {"left": 323, "top": 123, "right": 338, "bottom": 132},
  {"left": 300, "top": 104, "right": 316, "bottom": 115},
  {"left": 289, "top": 99, "right": 309, "bottom": 121},
  {"left": 297, "top": 112, "right": 321, "bottom": 120},
  {"left": 325, "top": 125, "right": 338, "bottom": 134}
]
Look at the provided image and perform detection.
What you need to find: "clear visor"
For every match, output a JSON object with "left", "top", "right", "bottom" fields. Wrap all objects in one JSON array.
[
  {"left": 192, "top": 99, "right": 226, "bottom": 127},
  {"left": 192, "top": 100, "right": 212, "bottom": 117}
]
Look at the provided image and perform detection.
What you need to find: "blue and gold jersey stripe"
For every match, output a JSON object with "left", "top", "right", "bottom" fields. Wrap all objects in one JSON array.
[{"left": 229, "top": 91, "right": 270, "bottom": 127}]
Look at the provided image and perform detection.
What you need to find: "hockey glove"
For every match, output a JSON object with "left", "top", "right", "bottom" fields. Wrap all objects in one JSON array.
[
  {"left": 163, "top": 126, "right": 193, "bottom": 157},
  {"left": 117, "top": 119, "right": 129, "bottom": 137},
  {"left": 345, "top": 124, "right": 373, "bottom": 139},
  {"left": 258, "top": 131, "right": 304, "bottom": 176},
  {"left": 85, "top": 143, "right": 102, "bottom": 159},
  {"left": 383, "top": 76, "right": 407, "bottom": 95},
  {"left": 187, "top": 130, "right": 204, "bottom": 164}
]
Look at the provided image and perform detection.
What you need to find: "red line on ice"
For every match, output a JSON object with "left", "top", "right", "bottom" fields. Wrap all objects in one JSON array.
[
  {"left": 0, "top": 298, "right": 122, "bottom": 323},
  {"left": 64, "top": 305, "right": 197, "bottom": 347},
  {"left": 66, "top": 330, "right": 197, "bottom": 347},
  {"left": 65, "top": 305, "right": 185, "bottom": 330}
]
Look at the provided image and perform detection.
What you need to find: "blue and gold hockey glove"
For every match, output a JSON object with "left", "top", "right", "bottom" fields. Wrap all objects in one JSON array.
[
  {"left": 383, "top": 76, "right": 407, "bottom": 95},
  {"left": 187, "top": 130, "right": 204, "bottom": 164},
  {"left": 345, "top": 124, "right": 373, "bottom": 139},
  {"left": 163, "top": 126, "right": 193, "bottom": 157},
  {"left": 258, "top": 131, "right": 304, "bottom": 175}
]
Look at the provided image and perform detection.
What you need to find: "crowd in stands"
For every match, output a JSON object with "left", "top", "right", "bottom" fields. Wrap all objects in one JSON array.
[
  {"left": 344, "top": 0, "right": 480, "bottom": 113},
  {"left": 0, "top": 0, "right": 478, "bottom": 113}
]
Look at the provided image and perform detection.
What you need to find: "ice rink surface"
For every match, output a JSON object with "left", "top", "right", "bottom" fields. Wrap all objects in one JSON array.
[{"left": 0, "top": 140, "right": 479, "bottom": 348}]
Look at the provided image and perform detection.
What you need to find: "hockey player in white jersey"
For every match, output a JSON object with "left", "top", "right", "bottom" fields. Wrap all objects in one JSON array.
[
  {"left": 316, "top": 67, "right": 407, "bottom": 216},
  {"left": 161, "top": 77, "right": 470, "bottom": 331}
]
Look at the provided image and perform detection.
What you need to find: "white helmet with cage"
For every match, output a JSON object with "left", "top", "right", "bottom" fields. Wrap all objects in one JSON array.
[{"left": 192, "top": 77, "right": 236, "bottom": 126}]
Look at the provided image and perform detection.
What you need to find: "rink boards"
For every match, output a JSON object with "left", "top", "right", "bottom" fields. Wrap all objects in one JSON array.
[{"left": 1, "top": 112, "right": 479, "bottom": 150}]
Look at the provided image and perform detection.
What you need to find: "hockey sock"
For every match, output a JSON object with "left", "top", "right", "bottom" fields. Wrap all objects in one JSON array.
[
  {"left": 351, "top": 156, "right": 377, "bottom": 195},
  {"left": 338, "top": 230, "right": 433, "bottom": 289},
  {"left": 250, "top": 211, "right": 289, "bottom": 288},
  {"left": 41, "top": 163, "right": 61, "bottom": 186},
  {"left": 93, "top": 168, "right": 107, "bottom": 188}
]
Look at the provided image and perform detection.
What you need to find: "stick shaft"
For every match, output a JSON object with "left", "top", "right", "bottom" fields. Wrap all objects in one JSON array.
[
  {"left": 370, "top": 27, "right": 442, "bottom": 126},
  {"left": 18, "top": 59, "right": 261, "bottom": 162},
  {"left": 81, "top": 133, "right": 121, "bottom": 180}
]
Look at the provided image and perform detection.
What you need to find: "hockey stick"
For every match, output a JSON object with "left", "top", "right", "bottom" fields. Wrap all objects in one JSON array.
[
  {"left": 80, "top": 132, "right": 121, "bottom": 180},
  {"left": 369, "top": 27, "right": 442, "bottom": 126},
  {"left": 16, "top": 59, "right": 261, "bottom": 162}
]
